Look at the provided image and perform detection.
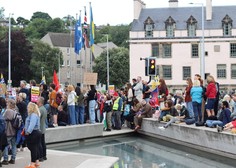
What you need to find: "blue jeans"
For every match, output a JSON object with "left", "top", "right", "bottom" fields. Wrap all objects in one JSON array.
[
  {"left": 192, "top": 101, "right": 202, "bottom": 122},
  {"left": 186, "top": 101, "right": 194, "bottom": 118},
  {"left": 75, "top": 105, "right": 79, "bottom": 124},
  {"left": 89, "top": 100, "right": 96, "bottom": 124},
  {"left": 4, "top": 136, "right": 17, "bottom": 161},
  {"left": 159, "top": 111, "right": 170, "bottom": 120},
  {"left": 68, "top": 105, "right": 76, "bottom": 125},
  {"left": 206, "top": 120, "right": 223, "bottom": 127},
  {"left": 78, "top": 105, "right": 85, "bottom": 124}
]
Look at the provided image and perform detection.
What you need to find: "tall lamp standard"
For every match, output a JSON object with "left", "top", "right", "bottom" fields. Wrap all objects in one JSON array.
[
  {"left": 41, "top": 67, "right": 44, "bottom": 78},
  {"left": 106, "top": 34, "right": 109, "bottom": 90},
  {"left": 8, "top": 13, "right": 13, "bottom": 87},
  {"left": 190, "top": 3, "right": 205, "bottom": 79}
]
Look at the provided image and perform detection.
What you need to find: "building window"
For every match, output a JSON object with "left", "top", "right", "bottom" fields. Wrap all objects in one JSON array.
[
  {"left": 165, "top": 16, "right": 175, "bottom": 38},
  {"left": 77, "top": 60, "right": 81, "bottom": 65},
  {"left": 187, "top": 16, "right": 197, "bottom": 37},
  {"left": 144, "top": 17, "right": 154, "bottom": 38},
  {"left": 67, "top": 71, "right": 70, "bottom": 78},
  {"left": 163, "top": 44, "right": 171, "bottom": 58},
  {"left": 231, "top": 64, "right": 236, "bottom": 79},
  {"left": 152, "top": 44, "right": 159, "bottom": 57},
  {"left": 230, "top": 43, "right": 236, "bottom": 57},
  {"left": 61, "top": 60, "right": 65, "bottom": 67},
  {"left": 222, "top": 15, "right": 232, "bottom": 36},
  {"left": 162, "top": 65, "right": 172, "bottom": 79},
  {"left": 217, "top": 64, "right": 226, "bottom": 79},
  {"left": 67, "top": 60, "right": 70, "bottom": 66},
  {"left": 183, "top": 66, "right": 191, "bottom": 80},
  {"left": 192, "top": 44, "right": 199, "bottom": 58}
]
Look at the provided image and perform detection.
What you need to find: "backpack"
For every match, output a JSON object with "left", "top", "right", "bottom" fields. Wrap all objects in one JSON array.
[
  {"left": 56, "top": 92, "right": 62, "bottom": 105},
  {"left": 12, "top": 112, "right": 23, "bottom": 130}
]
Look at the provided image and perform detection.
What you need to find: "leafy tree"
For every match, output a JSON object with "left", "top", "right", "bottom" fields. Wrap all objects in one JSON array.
[
  {"left": 24, "top": 18, "right": 48, "bottom": 39},
  {"left": 93, "top": 47, "right": 129, "bottom": 88},
  {"left": 47, "top": 18, "right": 66, "bottom": 33},
  {"left": 0, "top": 7, "right": 4, "bottom": 19},
  {"left": 16, "top": 17, "right": 30, "bottom": 27},
  {"left": 30, "top": 40, "right": 63, "bottom": 83},
  {"left": 62, "top": 15, "right": 76, "bottom": 28},
  {"left": 0, "top": 30, "right": 32, "bottom": 86},
  {"left": 31, "top": 11, "right": 52, "bottom": 21}
]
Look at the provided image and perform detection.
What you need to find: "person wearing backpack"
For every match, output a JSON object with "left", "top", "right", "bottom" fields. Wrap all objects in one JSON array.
[{"left": 2, "top": 99, "right": 17, "bottom": 165}]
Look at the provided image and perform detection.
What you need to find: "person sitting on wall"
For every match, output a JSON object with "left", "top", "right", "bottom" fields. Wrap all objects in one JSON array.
[
  {"left": 134, "top": 99, "right": 153, "bottom": 131},
  {"left": 157, "top": 100, "right": 173, "bottom": 122},
  {"left": 57, "top": 105, "right": 68, "bottom": 126}
]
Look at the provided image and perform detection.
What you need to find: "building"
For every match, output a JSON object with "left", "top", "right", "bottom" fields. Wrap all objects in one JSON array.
[
  {"left": 130, "top": 0, "right": 236, "bottom": 92},
  {"left": 41, "top": 32, "right": 118, "bottom": 86}
]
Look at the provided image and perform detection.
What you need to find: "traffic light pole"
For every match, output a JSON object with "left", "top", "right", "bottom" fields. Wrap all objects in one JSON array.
[{"left": 147, "top": 76, "right": 152, "bottom": 85}]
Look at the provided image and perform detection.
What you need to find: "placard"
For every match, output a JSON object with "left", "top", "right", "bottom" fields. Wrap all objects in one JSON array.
[
  {"left": 0, "top": 84, "right": 6, "bottom": 97},
  {"left": 31, "top": 86, "right": 40, "bottom": 103},
  {"left": 83, "top": 73, "right": 98, "bottom": 85},
  {"left": 108, "top": 85, "right": 115, "bottom": 95}
]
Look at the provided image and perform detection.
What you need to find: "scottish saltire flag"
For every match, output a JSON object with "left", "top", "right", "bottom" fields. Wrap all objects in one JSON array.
[
  {"left": 74, "top": 14, "right": 83, "bottom": 54},
  {"left": 89, "top": 2, "right": 95, "bottom": 54},
  {"left": 0, "top": 73, "right": 5, "bottom": 84}
]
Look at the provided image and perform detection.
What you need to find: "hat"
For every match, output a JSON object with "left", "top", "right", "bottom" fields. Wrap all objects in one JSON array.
[{"left": 113, "top": 92, "right": 119, "bottom": 97}]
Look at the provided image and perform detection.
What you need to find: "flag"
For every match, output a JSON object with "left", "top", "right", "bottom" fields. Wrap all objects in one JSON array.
[
  {"left": 89, "top": 2, "right": 95, "bottom": 54},
  {"left": 83, "top": 6, "right": 89, "bottom": 49},
  {"left": 53, "top": 70, "right": 59, "bottom": 92},
  {"left": 74, "top": 14, "right": 83, "bottom": 54},
  {"left": 0, "top": 73, "right": 5, "bottom": 84},
  {"left": 149, "top": 87, "right": 159, "bottom": 107},
  {"left": 40, "top": 75, "right": 46, "bottom": 85}
]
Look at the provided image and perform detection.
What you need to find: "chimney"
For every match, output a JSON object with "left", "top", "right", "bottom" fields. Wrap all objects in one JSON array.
[
  {"left": 206, "top": 0, "right": 212, "bottom": 20},
  {"left": 169, "top": 0, "right": 178, "bottom": 8},
  {"left": 134, "top": 0, "right": 146, "bottom": 20}
]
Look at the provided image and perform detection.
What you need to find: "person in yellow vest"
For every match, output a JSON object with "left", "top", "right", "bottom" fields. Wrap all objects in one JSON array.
[{"left": 112, "top": 92, "right": 123, "bottom": 130}]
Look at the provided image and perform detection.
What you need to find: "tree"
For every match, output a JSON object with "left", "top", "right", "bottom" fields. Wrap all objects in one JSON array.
[
  {"left": 30, "top": 40, "right": 63, "bottom": 83},
  {"left": 31, "top": 11, "right": 52, "bottom": 21},
  {"left": 16, "top": 17, "right": 30, "bottom": 27},
  {"left": 0, "top": 7, "right": 4, "bottom": 19},
  {"left": 47, "top": 18, "right": 66, "bottom": 33},
  {"left": 24, "top": 18, "right": 48, "bottom": 39},
  {"left": 0, "top": 30, "right": 33, "bottom": 86},
  {"left": 93, "top": 47, "right": 129, "bottom": 88}
]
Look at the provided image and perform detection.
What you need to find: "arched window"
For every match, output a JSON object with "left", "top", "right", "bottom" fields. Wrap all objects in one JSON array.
[
  {"left": 187, "top": 15, "right": 197, "bottom": 37},
  {"left": 165, "top": 16, "right": 176, "bottom": 37},
  {"left": 222, "top": 15, "right": 232, "bottom": 36},
  {"left": 144, "top": 17, "right": 154, "bottom": 38}
]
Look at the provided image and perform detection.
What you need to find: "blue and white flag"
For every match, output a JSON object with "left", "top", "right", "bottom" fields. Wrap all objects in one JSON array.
[{"left": 74, "top": 14, "right": 83, "bottom": 54}]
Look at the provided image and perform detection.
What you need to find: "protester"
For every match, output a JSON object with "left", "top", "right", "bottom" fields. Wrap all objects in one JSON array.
[
  {"left": 87, "top": 85, "right": 97, "bottom": 124},
  {"left": 184, "top": 77, "right": 193, "bottom": 118},
  {"left": 57, "top": 105, "right": 68, "bottom": 126},
  {"left": 143, "top": 81, "right": 151, "bottom": 103},
  {"left": 75, "top": 87, "right": 85, "bottom": 124},
  {"left": 0, "top": 105, "right": 7, "bottom": 167},
  {"left": 158, "top": 78, "right": 168, "bottom": 109},
  {"left": 49, "top": 83, "right": 59, "bottom": 127},
  {"left": 126, "top": 83, "right": 133, "bottom": 106},
  {"left": 158, "top": 100, "right": 173, "bottom": 122},
  {"left": 24, "top": 102, "right": 41, "bottom": 168},
  {"left": 133, "top": 76, "right": 143, "bottom": 102},
  {"left": 103, "top": 94, "right": 113, "bottom": 131},
  {"left": 67, "top": 85, "right": 77, "bottom": 125},
  {"left": 112, "top": 92, "right": 123, "bottom": 130},
  {"left": 205, "top": 75, "right": 217, "bottom": 117}
]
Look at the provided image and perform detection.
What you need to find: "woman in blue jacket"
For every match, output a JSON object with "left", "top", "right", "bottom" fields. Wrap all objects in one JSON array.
[
  {"left": 24, "top": 102, "right": 41, "bottom": 168},
  {"left": 190, "top": 80, "right": 203, "bottom": 123}
]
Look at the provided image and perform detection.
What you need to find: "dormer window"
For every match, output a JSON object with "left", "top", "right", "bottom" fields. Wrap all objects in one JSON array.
[
  {"left": 187, "top": 15, "right": 197, "bottom": 37},
  {"left": 165, "top": 16, "right": 176, "bottom": 37},
  {"left": 222, "top": 15, "right": 232, "bottom": 36},
  {"left": 144, "top": 17, "right": 154, "bottom": 38}
]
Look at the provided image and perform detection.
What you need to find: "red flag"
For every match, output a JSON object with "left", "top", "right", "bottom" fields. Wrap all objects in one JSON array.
[{"left": 53, "top": 70, "right": 59, "bottom": 92}]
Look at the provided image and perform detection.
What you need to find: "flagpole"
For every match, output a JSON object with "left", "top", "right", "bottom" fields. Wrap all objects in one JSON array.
[
  {"left": 84, "top": 6, "right": 87, "bottom": 73},
  {"left": 69, "top": 15, "right": 72, "bottom": 84},
  {"left": 75, "top": 13, "right": 78, "bottom": 87}
]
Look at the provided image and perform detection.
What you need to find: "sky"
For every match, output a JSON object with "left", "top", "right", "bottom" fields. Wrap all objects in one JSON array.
[{"left": 1, "top": 0, "right": 236, "bottom": 26}]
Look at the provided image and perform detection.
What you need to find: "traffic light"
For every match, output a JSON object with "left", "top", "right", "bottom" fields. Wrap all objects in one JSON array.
[{"left": 148, "top": 57, "right": 156, "bottom": 76}]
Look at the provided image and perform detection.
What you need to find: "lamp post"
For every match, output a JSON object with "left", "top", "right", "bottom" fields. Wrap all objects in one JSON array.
[
  {"left": 106, "top": 34, "right": 109, "bottom": 90},
  {"left": 41, "top": 67, "right": 44, "bottom": 78},
  {"left": 8, "top": 13, "right": 13, "bottom": 87},
  {"left": 190, "top": 3, "right": 205, "bottom": 79}
]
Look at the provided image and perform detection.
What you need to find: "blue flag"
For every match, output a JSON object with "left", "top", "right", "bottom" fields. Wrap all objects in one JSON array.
[{"left": 74, "top": 14, "right": 83, "bottom": 54}]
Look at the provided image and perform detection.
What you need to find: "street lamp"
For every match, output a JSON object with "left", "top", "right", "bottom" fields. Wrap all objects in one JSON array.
[
  {"left": 106, "top": 34, "right": 109, "bottom": 90},
  {"left": 190, "top": 3, "right": 205, "bottom": 80},
  {"left": 8, "top": 13, "right": 13, "bottom": 87},
  {"left": 41, "top": 67, "right": 44, "bottom": 78}
]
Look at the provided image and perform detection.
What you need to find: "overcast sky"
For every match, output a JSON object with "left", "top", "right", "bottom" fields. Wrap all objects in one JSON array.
[{"left": 1, "top": 0, "right": 236, "bottom": 25}]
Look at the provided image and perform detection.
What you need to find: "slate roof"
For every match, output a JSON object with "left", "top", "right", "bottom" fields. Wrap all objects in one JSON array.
[
  {"left": 131, "top": 6, "right": 236, "bottom": 31},
  {"left": 48, "top": 32, "right": 75, "bottom": 48}
]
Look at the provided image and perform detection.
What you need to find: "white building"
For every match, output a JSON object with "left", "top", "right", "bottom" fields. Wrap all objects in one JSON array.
[{"left": 130, "top": 0, "right": 236, "bottom": 92}]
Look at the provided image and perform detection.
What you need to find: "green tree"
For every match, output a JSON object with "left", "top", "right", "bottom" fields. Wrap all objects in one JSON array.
[
  {"left": 93, "top": 47, "right": 129, "bottom": 88},
  {"left": 24, "top": 18, "right": 48, "bottom": 39},
  {"left": 47, "top": 18, "right": 66, "bottom": 33},
  {"left": 0, "top": 30, "right": 32, "bottom": 86},
  {"left": 16, "top": 17, "right": 30, "bottom": 27},
  {"left": 31, "top": 11, "right": 52, "bottom": 21},
  {"left": 0, "top": 7, "right": 4, "bottom": 19},
  {"left": 30, "top": 40, "right": 63, "bottom": 83}
]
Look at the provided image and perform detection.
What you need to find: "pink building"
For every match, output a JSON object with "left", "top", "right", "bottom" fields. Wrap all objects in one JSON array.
[{"left": 130, "top": 0, "right": 236, "bottom": 92}]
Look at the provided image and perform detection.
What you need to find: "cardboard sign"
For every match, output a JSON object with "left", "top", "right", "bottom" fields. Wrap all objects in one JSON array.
[
  {"left": 108, "top": 85, "right": 115, "bottom": 95},
  {"left": 0, "top": 84, "right": 6, "bottom": 97},
  {"left": 83, "top": 73, "right": 98, "bottom": 85},
  {"left": 31, "top": 86, "right": 40, "bottom": 103}
]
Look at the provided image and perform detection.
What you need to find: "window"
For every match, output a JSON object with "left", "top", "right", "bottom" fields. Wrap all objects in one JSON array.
[
  {"left": 217, "top": 64, "right": 226, "bottom": 78},
  {"left": 152, "top": 44, "right": 159, "bottom": 57},
  {"left": 192, "top": 44, "right": 199, "bottom": 58},
  {"left": 61, "top": 60, "right": 65, "bottom": 66},
  {"left": 165, "top": 16, "right": 175, "bottom": 38},
  {"left": 77, "top": 60, "right": 81, "bottom": 65},
  {"left": 231, "top": 64, "right": 236, "bottom": 79},
  {"left": 144, "top": 17, "right": 154, "bottom": 38},
  {"left": 162, "top": 65, "right": 172, "bottom": 79},
  {"left": 230, "top": 43, "right": 236, "bottom": 57},
  {"left": 163, "top": 44, "right": 171, "bottom": 58},
  {"left": 187, "top": 16, "right": 197, "bottom": 37},
  {"left": 67, "top": 71, "right": 71, "bottom": 78},
  {"left": 222, "top": 15, "right": 232, "bottom": 36},
  {"left": 67, "top": 60, "right": 70, "bottom": 66},
  {"left": 183, "top": 66, "right": 191, "bottom": 80}
]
